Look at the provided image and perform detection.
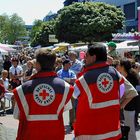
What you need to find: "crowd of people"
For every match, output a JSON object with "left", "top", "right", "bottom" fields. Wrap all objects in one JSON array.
[{"left": 0, "top": 42, "right": 140, "bottom": 140}]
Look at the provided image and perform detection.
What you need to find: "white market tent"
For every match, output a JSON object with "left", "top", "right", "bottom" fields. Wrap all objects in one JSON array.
[
  {"left": 0, "top": 43, "right": 16, "bottom": 53},
  {"left": 116, "top": 40, "right": 139, "bottom": 57},
  {"left": 0, "top": 48, "right": 8, "bottom": 55}
]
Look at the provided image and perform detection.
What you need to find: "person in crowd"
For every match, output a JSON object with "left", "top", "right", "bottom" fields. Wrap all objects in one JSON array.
[
  {"left": 73, "top": 43, "right": 137, "bottom": 140},
  {"left": 107, "top": 41, "right": 118, "bottom": 59},
  {"left": 13, "top": 48, "right": 74, "bottom": 140},
  {"left": 68, "top": 51, "right": 83, "bottom": 130},
  {"left": 3, "top": 56, "right": 11, "bottom": 72},
  {"left": 57, "top": 59, "right": 76, "bottom": 84},
  {"left": 0, "top": 70, "right": 14, "bottom": 110},
  {"left": 68, "top": 51, "right": 83, "bottom": 75},
  {"left": 118, "top": 59, "right": 140, "bottom": 140},
  {"left": 0, "top": 83, "right": 6, "bottom": 116},
  {"left": 9, "top": 57, "right": 23, "bottom": 89},
  {"left": 133, "top": 62, "right": 140, "bottom": 77},
  {"left": 55, "top": 57, "right": 63, "bottom": 72},
  {"left": 107, "top": 55, "right": 114, "bottom": 65},
  {"left": 57, "top": 59, "right": 77, "bottom": 131},
  {"left": 23, "top": 60, "right": 36, "bottom": 82}
]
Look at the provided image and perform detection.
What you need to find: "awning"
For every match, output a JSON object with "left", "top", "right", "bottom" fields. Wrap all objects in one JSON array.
[
  {"left": 0, "top": 48, "right": 8, "bottom": 55},
  {"left": 0, "top": 44, "right": 16, "bottom": 52}
]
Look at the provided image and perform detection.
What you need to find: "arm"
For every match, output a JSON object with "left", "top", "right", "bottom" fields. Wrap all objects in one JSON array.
[{"left": 120, "top": 76, "right": 138, "bottom": 109}]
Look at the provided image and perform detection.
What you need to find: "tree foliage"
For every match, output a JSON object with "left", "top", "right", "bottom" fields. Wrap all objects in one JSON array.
[
  {"left": 30, "top": 20, "right": 56, "bottom": 47},
  {"left": 0, "top": 13, "right": 27, "bottom": 44},
  {"left": 55, "top": 2, "right": 125, "bottom": 43},
  {"left": 30, "top": 20, "right": 43, "bottom": 41}
]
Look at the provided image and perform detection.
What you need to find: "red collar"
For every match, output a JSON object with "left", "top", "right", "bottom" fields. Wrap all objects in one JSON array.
[
  {"left": 30, "top": 71, "right": 57, "bottom": 80},
  {"left": 83, "top": 62, "right": 109, "bottom": 73}
]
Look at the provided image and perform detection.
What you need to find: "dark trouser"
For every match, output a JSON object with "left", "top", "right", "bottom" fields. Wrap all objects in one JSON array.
[{"left": 10, "top": 80, "right": 21, "bottom": 89}]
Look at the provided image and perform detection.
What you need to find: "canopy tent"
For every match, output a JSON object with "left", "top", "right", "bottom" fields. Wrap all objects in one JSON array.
[
  {"left": 54, "top": 42, "right": 70, "bottom": 47},
  {"left": 0, "top": 44, "right": 16, "bottom": 53},
  {"left": 0, "top": 48, "right": 8, "bottom": 55},
  {"left": 53, "top": 42, "right": 71, "bottom": 52}
]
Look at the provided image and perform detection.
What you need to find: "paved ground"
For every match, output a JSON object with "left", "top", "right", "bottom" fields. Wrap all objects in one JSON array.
[
  {"left": 0, "top": 110, "right": 74, "bottom": 140},
  {"left": 0, "top": 103, "right": 140, "bottom": 140}
]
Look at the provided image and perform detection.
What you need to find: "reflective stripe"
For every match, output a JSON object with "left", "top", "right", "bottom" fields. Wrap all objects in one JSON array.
[
  {"left": 76, "top": 128, "right": 121, "bottom": 140},
  {"left": 79, "top": 76, "right": 119, "bottom": 109},
  {"left": 79, "top": 76, "right": 93, "bottom": 105},
  {"left": 16, "top": 83, "right": 70, "bottom": 121},
  {"left": 16, "top": 86, "right": 29, "bottom": 117},
  {"left": 27, "top": 114, "right": 58, "bottom": 121},
  {"left": 57, "top": 82, "right": 70, "bottom": 114},
  {"left": 91, "top": 100, "right": 120, "bottom": 109}
]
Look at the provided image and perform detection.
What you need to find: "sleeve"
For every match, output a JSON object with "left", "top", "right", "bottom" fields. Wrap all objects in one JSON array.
[
  {"left": 19, "top": 66, "right": 23, "bottom": 73},
  {"left": 123, "top": 76, "right": 138, "bottom": 98},
  {"left": 71, "top": 71, "right": 77, "bottom": 79},
  {"left": 65, "top": 85, "right": 74, "bottom": 105},
  {"left": 73, "top": 84, "right": 80, "bottom": 99},
  {"left": 9, "top": 67, "right": 12, "bottom": 73},
  {"left": 116, "top": 71, "right": 124, "bottom": 85},
  {"left": 13, "top": 102, "right": 20, "bottom": 120}
]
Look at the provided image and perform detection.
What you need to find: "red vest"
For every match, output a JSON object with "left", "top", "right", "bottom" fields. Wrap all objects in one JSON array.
[
  {"left": 13, "top": 72, "right": 74, "bottom": 140},
  {"left": 74, "top": 63, "right": 123, "bottom": 140}
]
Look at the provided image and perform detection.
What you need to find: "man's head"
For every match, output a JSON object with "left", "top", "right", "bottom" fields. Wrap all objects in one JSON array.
[
  {"left": 35, "top": 48, "right": 56, "bottom": 72},
  {"left": 11, "top": 57, "right": 19, "bottom": 67},
  {"left": 107, "top": 41, "right": 116, "bottom": 50},
  {"left": 68, "top": 51, "right": 78, "bottom": 62},
  {"left": 62, "top": 59, "right": 72, "bottom": 70},
  {"left": 85, "top": 43, "right": 107, "bottom": 66}
]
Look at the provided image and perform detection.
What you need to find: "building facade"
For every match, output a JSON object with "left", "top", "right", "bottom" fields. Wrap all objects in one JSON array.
[
  {"left": 91, "top": 0, "right": 139, "bottom": 32},
  {"left": 64, "top": 0, "right": 139, "bottom": 32},
  {"left": 43, "top": 11, "right": 57, "bottom": 22}
]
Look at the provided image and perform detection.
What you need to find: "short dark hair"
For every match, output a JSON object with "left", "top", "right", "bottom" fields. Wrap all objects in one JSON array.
[
  {"left": 87, "top": 43, "right": 107, "bottom": 62},
  {"left": 35, "top": 48, "right": 56, "bottom": 71}
]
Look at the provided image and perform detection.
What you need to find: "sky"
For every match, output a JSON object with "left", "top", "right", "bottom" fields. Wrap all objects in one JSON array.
[{"left": 0, "top": 0, "right": 65, "bottom": 25}]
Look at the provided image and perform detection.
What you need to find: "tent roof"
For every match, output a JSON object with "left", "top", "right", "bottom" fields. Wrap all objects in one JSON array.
[
  {"left": 0, "top": 44, "right": 16, "bottom": 52},
  {"left": 0, "top": 48, "right": 8, "bottom": 55}
]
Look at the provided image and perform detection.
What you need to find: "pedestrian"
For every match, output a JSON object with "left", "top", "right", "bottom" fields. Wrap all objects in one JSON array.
[
  {"left": 107, "top": 41, "right": 118, "bottom": 59},
  {"left": 0, "top": 83, "right": 6, "bottom": 116},
  {"left": 118, "top": 59, "right": 139, "bottom": 140},
  {"left": 9, "top": 57, "right": 23, "bottom": 89},
  {"left": 73, "top": 43, "right": 137, "bottom": 140},
  {"left": 13, "top": 48, "right": 74, "bottom": 140},
  {"left": 57, "top": 58, "right": 77, "bottom": 130}
]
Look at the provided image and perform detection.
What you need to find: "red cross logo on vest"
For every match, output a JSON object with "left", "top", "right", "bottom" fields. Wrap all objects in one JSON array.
[
  {"left": 33, "top": 84, "right": 55, "bottom": 106},
  {"left": 97, "top": 73, "right": 114, "bottom": 94},
  {"left": 102, "top": 78, "right": 109, "bottom": 87},
  {"left": 39, "top": 90, "right": 49, "bottom": 100}
]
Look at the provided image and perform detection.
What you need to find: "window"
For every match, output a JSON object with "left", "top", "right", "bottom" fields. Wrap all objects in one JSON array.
[
  {"left": 126, "top": 26, "right": 137, "bottom": 32},
  {"left": 138, "top": 0, "right": 140, "bottom": 7},
  {"left": 124, "top": 3, "right": 135, "bottom": 20}
]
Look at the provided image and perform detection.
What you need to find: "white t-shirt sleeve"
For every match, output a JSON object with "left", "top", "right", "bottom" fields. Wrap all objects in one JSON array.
[
  {"left": 13, "top": 103, "right": 19, "bottom": 120},
  {"left": 73, "top": 85, "right": 80, "bottom": 99}
]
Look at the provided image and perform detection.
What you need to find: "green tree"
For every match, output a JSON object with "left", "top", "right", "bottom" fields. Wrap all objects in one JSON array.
[
  {"left": 31, "top": 20, "right": 56, "bottom": 47},
  {"left": 30, "top": 20, "right": 43, "bottom": 40},
  {"left": 0, "top": 13, "right": 27, "bottom": 44},
  {"left": 0, "top": 14, "right": 10, "bottom": 43},
  {"left": 8, "top": 13, "right": 27, "bottom": 44},
  {"left": 55, "top": 2, "right": 125, "bottom": 43}
]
